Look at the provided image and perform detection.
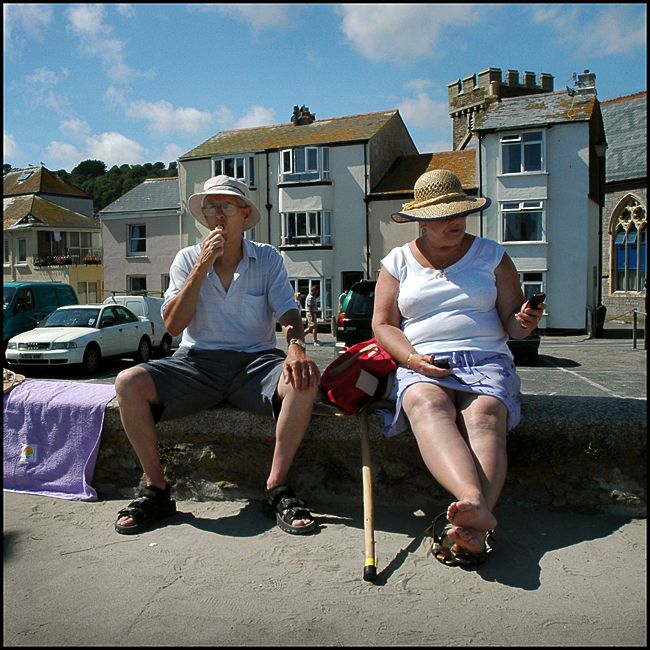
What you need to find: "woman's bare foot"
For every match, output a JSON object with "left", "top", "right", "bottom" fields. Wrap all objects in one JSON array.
[
  {"left": 447, "top": 498, "right": 496, "bottom": 532},
  {"left": 447, "top": 525, "right": 487, "bottom": 555}
]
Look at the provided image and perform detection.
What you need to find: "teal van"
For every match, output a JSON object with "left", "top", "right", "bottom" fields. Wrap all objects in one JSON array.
[{"left": 3, "top": 281, "right": 79, "bottom": 349}]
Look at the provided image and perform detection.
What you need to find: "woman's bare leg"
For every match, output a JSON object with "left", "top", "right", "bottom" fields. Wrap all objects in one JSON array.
[
  {"left": 446, "top": 393, "right": 508, "bottom": 532},
  {"left": 402, "top": 383, "right": 496, "bottom": 533}
]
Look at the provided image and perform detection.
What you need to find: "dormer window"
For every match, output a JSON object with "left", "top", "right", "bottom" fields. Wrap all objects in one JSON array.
[{"left": 279, "top": 146, "right": 330, "bottom": 183}]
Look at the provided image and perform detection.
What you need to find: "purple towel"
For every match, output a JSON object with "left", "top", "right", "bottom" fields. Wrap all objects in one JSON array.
[{"left": 3, "top": 380, "right": 116, "bottom": 501}]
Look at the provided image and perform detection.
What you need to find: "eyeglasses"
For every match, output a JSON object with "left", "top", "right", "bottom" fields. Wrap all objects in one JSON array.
[{"left": 201, "top": 201, "right": 246, "bottom": 217}]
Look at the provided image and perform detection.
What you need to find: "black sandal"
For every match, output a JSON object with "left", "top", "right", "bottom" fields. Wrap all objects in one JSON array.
[
  {"left": 425, "top": 511, "right": 494, "bottom": 568},
  {"left": 114, "top": 484, "right": 177, "bottom": 535},
  {"left": 263, "top": 485, "right": 317, "bottom": 535}
]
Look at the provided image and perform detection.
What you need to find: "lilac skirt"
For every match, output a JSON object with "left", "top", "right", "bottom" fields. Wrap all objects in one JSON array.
[{"left": 383, "top": 350, "right": 521, "bottom": 437}]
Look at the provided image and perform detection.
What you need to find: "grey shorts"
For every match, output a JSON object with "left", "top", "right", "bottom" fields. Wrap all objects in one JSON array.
[{"left": 140, "top": 346, "right": 286, "bottom": 423}]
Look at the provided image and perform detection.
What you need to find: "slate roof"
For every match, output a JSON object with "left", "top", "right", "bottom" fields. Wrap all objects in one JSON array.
[
  {"left": 3, "top": 166, "right": 90, "bottom": 199},
  {"left": 99, "top": 177, "right": 180, "bottom": 215},
  {"left": 4, "top": 195, "right": 100, "bottom": 230},
  {"left": 474, "top": 90, "right": 598, "bottom": 132},
  {"left": 601, "top": 91, "right": 647, "bottom": 183},
  {"left": 180, "top": 110, "right": 402, "bottom": 159},
  {"left": 370, "top": 150, "right": 477, "bottom": 198}
]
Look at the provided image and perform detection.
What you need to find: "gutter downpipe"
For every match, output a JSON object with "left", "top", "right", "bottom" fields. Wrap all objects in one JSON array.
[
  {"left": 265, "top": 152, "right": 272, "bottom": 242},
  {"left": 478, "top": 132, "right": 484, "bottom": 237},
  {"left": 364, "top": 143, "right": 370, "bottom": 278}
]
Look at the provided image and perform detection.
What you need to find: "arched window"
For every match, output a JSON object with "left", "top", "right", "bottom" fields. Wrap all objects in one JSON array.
[{"left": 611, "top": 197, "right": 646, "bottom": 293}]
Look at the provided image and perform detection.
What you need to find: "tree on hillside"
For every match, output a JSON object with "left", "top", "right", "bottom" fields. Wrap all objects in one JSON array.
[{"left": 55, "top": 159, "right": 178, "bottom": 212}]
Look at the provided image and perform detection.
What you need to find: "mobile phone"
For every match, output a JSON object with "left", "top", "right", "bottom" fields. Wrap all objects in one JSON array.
[
  {"left": 432, "top": 358, "right": 450, "bottom": 369},
  {"left": 528, "top": 292, "right": 546, "bottom": 309}
]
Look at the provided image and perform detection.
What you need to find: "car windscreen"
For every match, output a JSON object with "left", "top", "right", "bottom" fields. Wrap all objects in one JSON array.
[
  {"left": 3, "top": 286, "right": 16, "bottom": 310},
  {"left": 42, "top": 308, "right": 101, "bottom": 328},
  {"left": 345, "top": 290, "right": 375, "bottom": 318}
]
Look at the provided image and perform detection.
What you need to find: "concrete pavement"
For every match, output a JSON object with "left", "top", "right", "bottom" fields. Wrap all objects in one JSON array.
[{"left": 3, "top": 324, "right": 647, "bottom": 646}]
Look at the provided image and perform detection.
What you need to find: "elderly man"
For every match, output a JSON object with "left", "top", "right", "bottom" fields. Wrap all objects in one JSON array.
[{"left": 114, "top": 175, "right": 320, "bottom": 536}]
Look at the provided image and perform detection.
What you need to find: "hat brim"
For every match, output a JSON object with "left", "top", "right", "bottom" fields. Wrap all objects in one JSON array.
[
  {"left": 3, "top": 369, "right": 26, "bottom": 394},
  {"left": 391, "top": 196, "right": 491, "bottom": 223},
  {"left": 188, "top": 189, "right": 261, "bottom": 231}
]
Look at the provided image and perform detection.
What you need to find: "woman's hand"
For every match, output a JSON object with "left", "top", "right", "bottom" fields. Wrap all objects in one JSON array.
[
  {"left": 514, "top": 297, "right": 545, "bottom": 332},
  {"left": 406, "top": 353, "right": 452, "bottom": 378}
]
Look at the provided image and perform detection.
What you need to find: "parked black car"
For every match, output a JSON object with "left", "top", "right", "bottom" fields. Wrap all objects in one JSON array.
[
  {"left": 334, "top": 279, "right": 541, "bottom": 365},
  {"left": 335, "top": 280, "right": 376, "bottom": 355}
]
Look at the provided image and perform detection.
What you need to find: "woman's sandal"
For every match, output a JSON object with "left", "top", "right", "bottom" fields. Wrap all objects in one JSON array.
[
  {"left": 263, "top": 485, "right": 317, "bottom": 535},
  {"left": 114, "top": 484, "right": 177, "bottom": 535},
  {"left": 425, "top": 511, "right": 494, "bottom": 568}
]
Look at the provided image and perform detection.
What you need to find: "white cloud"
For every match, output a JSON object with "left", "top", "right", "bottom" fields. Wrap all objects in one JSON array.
[
  {"left": 337, "top": 4, "right": 480, "bottom": 62},
  {"left": 398, "top": 92, "right": 449, "bottom": 129},
  {"left": 59, "top": 119, "right": 92, "bottom": 142},
  {"left": 19, "top": 66, "right": 71, "bottom": 114},
  {"left": 208, "top": 4, "right": 292, "bottom": 32},
  {"left": 4, "top": 4, "right": 53, "bottom": 51},
  {"left": 85, "top": 132, "right": 144, "bottom": 167},
  {"left": 233, "top": 105, "right": 276, "bottom": 129},
  {"left": 157, "top": 143, "right": 185, "bottom": 166},
  {"left": 532, "top": 4, "right": 646, "bottom": 56},
  {"left": 65, "top": 4, "right": 151, "bottom": 84},
  {"left": 125, "top": 100, "right": 214, "bottom": 136},
  {"left": 4, "top": 131, "right": 19, "bottom": 160},
  {"left": 44, "top": 141, "right": 84, "bottom": 169},
  {"left": 44, "top": 131, "right": 145, "bottom": 170},
  {"left": 214, "top": 105, "right": 276, "bottom": 131}
]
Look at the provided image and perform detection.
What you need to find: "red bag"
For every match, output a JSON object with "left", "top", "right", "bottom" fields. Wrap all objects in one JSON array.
[{"left": 320, "top": 338, "right": 397, "bottom": 414}]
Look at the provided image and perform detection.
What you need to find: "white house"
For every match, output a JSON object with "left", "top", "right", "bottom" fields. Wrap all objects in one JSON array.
[
  {"left": 177, "top": 106, "right": 417, "bottom": 320},
  {"left": 462, "top": 69, "right": 607, "bottom": 332},
  {"left": 98, "top": 177, "right": 181, "bottom": 298}
]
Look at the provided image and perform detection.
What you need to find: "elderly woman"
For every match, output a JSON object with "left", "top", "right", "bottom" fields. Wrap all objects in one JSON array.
[{"left": 372, "top": 169, "right": 544, "bottom": 567}]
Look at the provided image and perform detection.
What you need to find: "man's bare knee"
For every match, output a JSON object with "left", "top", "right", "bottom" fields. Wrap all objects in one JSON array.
[{"left": 115, "top": 366, "right": 157, "bottom": 403}]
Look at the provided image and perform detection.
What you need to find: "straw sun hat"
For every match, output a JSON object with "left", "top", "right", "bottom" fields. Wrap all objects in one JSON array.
[
  {"left": 188, "top": 175, "right": 261, "bottom": 230},
  {"left": 391, "top": 169, "right": 491, "bottom": 223},
  {"left": 3, "top": 368, "right": 26, "bottom": 394}
]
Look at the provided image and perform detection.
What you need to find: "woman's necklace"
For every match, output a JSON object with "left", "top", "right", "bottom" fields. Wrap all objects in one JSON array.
[{"left": 418, "top": 236, "right": 467, "bottom": 280}]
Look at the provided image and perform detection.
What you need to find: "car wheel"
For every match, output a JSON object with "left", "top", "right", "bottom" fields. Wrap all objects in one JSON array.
[
  {"left": 158, "top": 335, "right": 172, "bottom": 357},
  {"left": 134, "top": 337, "right": 152, "bottom": 363},
  {"left": 82, "top": 344, "right": 101, "bottom": 375}
]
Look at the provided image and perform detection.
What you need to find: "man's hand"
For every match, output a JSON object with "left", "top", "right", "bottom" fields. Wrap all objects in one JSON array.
[
  {"left": 198, "top": 224, "right": 225, "bottom": 266},
  {"left": 282, "top": 346, "right": 320, "bottom": 390}
]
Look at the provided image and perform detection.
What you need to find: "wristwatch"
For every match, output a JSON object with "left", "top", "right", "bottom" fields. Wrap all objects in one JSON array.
[{"left": 288, "top": 338, "right": 307, "bottom": 350}]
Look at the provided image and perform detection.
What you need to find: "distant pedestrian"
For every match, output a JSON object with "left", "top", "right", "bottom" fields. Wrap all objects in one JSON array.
[{"left": 305, "top": 285, "right": 320, "bottom": 347}]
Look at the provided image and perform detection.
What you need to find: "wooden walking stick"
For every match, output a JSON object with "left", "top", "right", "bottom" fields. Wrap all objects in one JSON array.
[
  {"left": 359, "top": 400, "right": 394, "bottom": 582},
  {"left": 360, "top": 405, "right": 377, "bottom": 582}
]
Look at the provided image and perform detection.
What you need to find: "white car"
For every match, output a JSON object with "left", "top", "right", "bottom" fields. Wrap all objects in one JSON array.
[
  {"left": 102, "top": 294, "right": 181, "bottom": 356},
  {"left": 5, "top": 303, "right": 154, "bottom": 375}
]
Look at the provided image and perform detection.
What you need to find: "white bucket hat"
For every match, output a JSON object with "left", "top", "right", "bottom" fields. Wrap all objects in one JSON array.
[
  {"left": 188, "top": 175, "right": 261, "bottom": 230},
  {"left": 391, "top": 169, "right": 490, "bottom": 223}
]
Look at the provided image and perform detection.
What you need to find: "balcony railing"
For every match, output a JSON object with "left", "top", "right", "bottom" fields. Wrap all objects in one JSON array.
[{"left": 33, "top": 249, "right": 102, "bottom": 266}]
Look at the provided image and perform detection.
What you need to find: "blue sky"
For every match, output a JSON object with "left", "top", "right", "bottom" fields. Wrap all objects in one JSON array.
[{"left": 3, "top": 3, "right": 647, "bottom": 172}]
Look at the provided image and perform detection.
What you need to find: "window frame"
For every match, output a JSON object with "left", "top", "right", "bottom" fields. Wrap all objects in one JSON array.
[
  {"left": 500, "top": 130, "right": 544, "bottom": 175},
  {"left": 212, "top": 155, "right": 256, "bottom": 187},
  {"left": 500, "top": 200, "right": 545, "bottom": 243},
  {"left": 279, "top": 146, "right": 330, "bottom": 183},
  {"left": 280, "top": 210, "right": 332, "bottom": 247},
  {"left": 614, "top": 225, "right": 646, "bottom": 293},
  {"left": 127, "top": 224, "right": 147, "bottom": 258}
]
